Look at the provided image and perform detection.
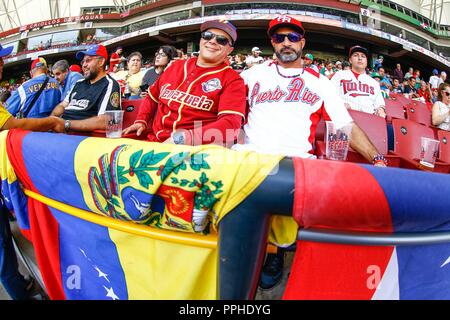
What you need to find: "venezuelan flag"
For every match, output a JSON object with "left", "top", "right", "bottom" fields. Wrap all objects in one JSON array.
[{"left": 0, "top": 129, "right": 280, "bottom": 300}]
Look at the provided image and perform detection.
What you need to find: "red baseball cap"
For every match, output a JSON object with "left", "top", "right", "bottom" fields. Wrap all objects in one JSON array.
[
  {"left": 76, "top": 44, "right": 108, "bottom": 61},
  {"left": 30, "top": 57, "right": 47, "bottom": 71},
  {"left": 69, "top": 64, "right": 82, "bottom": 73},
  {"left": 268, "top": 15, "right": 305, "bottom": 37}
]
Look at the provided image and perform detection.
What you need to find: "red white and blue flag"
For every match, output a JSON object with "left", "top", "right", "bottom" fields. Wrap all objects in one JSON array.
[{"left": 285, "top": 158, "right": 450, "bottom": 300}]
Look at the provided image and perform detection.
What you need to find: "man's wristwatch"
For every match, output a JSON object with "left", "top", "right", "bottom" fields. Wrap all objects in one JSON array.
[
  {"left": 64, "top": 120, "right": 71, "bottom": 133},
  {"left": 172, "top": 131, "right": 186, "bottom": 145}
]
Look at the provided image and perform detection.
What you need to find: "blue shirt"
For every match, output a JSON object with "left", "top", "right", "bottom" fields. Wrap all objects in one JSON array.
[
  {"left": 6, "top": 74, "right": 61, "bottom": 118},
  {"left": 61, "top": 71, "right": 84, "bottom": 101},
  {"left": 380, "top": 76, "right": 392, "bottom": 91}
]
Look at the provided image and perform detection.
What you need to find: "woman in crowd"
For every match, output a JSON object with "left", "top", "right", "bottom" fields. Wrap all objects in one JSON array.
[
  {"left": 112, "top": 51, "right": 146, "bottom": 99},
  {"left": 141, "top": 45, "right": 177, "bottom": 90},
  {"left": 230, "top": 53, "right": 246, "bottom": 71},
  {"left": 432, "top": 83, "right": 450, "bottom": 131},
  {"left": 417, "top": 80, "right": 433, "bottom": 103}
]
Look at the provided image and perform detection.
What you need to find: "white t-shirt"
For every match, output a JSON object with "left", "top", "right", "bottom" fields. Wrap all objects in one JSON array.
[
  {"left": 331, "top": 70, "right": 385, "bottom": 115},
  {"left": 435, "top": 101, "right": 450, "bottom": 131},
  {"left": 235, "top": 61, "right": 353, "bottom": 158},
  {"left": 429, "top": 75, "right": 441, "bottom": 89},
  {"left": 245, "top": 55, "right": 264, "bottom": 67}
]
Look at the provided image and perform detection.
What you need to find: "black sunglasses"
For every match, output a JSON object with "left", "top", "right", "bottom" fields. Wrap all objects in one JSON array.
[
  {"left": 271, "top": 32, "right": 303, "bottom": 44},
  {"left": 201, "top": 31, "right": 232, "bottom": 46},
  {"left": 443, "top": 91, "right": 450, "bottom": 96}
]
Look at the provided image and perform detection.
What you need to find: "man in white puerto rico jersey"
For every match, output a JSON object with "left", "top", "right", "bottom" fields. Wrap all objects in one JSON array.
[
  {"left": 234, "top": 15, "right": 387, "bottom": 291},
  {"left": 237, "top": 17, "right": 384, "bottom": 162},
  {"left": 331, "top": 46, "right": 386, "bottom": 118}
]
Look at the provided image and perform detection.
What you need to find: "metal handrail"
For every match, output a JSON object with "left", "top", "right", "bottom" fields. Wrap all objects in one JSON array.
[{"left": 298, "top": 228, "right": 450, "bottom": 246}]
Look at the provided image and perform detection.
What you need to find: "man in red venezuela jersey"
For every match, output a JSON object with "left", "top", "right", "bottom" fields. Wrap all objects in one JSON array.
[{"left": 123, "top": 20, "right": 246, "bottom": 147}]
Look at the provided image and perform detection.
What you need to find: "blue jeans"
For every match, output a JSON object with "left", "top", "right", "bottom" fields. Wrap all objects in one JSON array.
[{"left": 0, "top": 199, "right": 29, "bottom": 300}]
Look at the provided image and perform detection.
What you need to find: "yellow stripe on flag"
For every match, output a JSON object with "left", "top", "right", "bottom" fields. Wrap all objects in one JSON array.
[{"left": 108, "top": 228, "right": 217, "bottom": 299}]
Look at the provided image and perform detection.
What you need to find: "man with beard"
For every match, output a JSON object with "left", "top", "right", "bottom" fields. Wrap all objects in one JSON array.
[
  {"left": 50, "top": 44, "right": 121, "bottom": 133},
  {"left": 234, "top": 15, "right": 387, "bottom": 290}
]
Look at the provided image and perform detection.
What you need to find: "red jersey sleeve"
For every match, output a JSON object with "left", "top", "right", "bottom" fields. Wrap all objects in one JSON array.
[{"left": 217, "top": 74, "right": 247, "bottom": 120}]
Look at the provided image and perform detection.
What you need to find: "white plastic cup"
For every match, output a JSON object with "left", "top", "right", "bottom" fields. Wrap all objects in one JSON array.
[
  {"left": 325, "top": 121, "right": 352, "bottom": 161},
  {"left": 105, "top": 110, "right": 124, "bottom": 138},
  {"left": 419, "top": 137, "right": 439, "bottom": 169}
]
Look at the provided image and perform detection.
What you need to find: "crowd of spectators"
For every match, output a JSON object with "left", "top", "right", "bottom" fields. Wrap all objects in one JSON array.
[{"left": 1, "top": 27, "right": 450, "bottom": 137}]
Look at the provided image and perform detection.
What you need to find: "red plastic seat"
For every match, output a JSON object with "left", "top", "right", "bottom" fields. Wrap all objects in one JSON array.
[
  {"left": 348, "top": 109, "right": 388, "bottom": 154},
  {"left": 392, "top": 119, "right": 435, "bottom": 160},
  {"left": 405, "top": 102, "right": 431, "bottom": 127},
  {"left": 438, "top": 130, "right": 450, "bottom": 163},
  {"left": 388, "top": 94, "right": 410, "bottom": 106},
  {"left": 385, "top": 99, "right": 406, "bottom": 123},
  {"left": 390, "top": 119, "right": 450, "bottom": 172},
  {"left": 122, "top": 99, "right": 143, "bottom": 129}
]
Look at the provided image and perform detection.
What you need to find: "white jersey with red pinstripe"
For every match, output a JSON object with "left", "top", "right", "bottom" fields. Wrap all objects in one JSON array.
[
  {"left": 331, "top": 70, "right": 385, "bottom": 115},
  {"left": 235, "top": 61, "right": 352, "bottom": 158}
]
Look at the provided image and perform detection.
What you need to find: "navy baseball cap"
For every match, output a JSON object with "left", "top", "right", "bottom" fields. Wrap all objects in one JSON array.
[
  {"left": 76, "top": 44, "right": 108, "bottom": 61},
  {"left": 349, "top": 45, "right": 369, "bottom": 58},
  {"left": 0, "top": 44, "right": 13, "bottom": 58},
  {"left": 433, "top": 69, "right": 439, "bottom": 75}
]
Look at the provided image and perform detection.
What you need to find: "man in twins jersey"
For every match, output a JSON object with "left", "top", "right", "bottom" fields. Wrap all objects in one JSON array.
[
  {"left": 235, "top": 15, "right": 387, "bottom": 290},
  {"left": 123, "top": 20, "right": 246, "bottom": 145},
  {"left": 331, "top": 46, "right": 386, "bottom": 118}
]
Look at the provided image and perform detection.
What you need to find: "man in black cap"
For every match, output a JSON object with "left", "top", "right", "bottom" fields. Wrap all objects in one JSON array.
[
  {"left": 331, "top": 45, "right": 386, "bottom": 118},
  {"left": 124, "top": 20, "right": 246, "bottom": 147}
]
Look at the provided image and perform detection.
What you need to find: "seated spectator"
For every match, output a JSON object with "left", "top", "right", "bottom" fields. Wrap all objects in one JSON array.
[
  {"left": 374, "top": 55, "right": 383, "bottom": 71},
  {"left": 0, "top": 89, "right": 10, "bottom": 103},
  {"left": 342, "top": 61, "right": 351, "bottom": 70},
  {"left": 429, "top": 69, "right": 441, "bottom": 90},
  {"left": 230, "top": 53, "right": 247, "bottom": 70},
  {"left": 6, "top": 58, "right": 60, "bottom": 118},
  {"left": 414, "top": 70, "right": 422, "bottom": 89},
  {"left": 440, "top": 71, "right": 447, "bottom": 87},
  {"left": 371, "top": 72, "right": 389, "bottom": 99},
  {"left": 331, "top": 46, "right": 386, "bottom": 118},
  {"left": 303, "top": 53, "right": 319, "bottom": 72},
  {"left": 50, "top": 44, "right": 121, "bottom": 133},
  {"left": 245, "top": 47, "right": 264, "bottom": 68},
  {"left": 109, "top": 47, "right": 125, "bottom": 72},
  {"left": 123, "top": 20, "right": 245, "bottom": 146},
  {"left": 112, "top": 51, "right": 145, "bottom": 99},
  {"left": 432, "top": 83, "right": 450, "bottom": 131},
  {"left": 141, "top": 46, "right": 177, "bottom": 89},
  {"left": 404, "top": 67, "right": 414, "bottom": 80},
  {"left": 417, "top": 80, "right": 432, "bottom": 103},
  {"left": 404, "top": 77, "right": 419, "bottom": 98},
  {"left": 378, "top": 67, "right": 392, "bottom": 93},
  {"left": 393, "top": 63, "right": 404, "bottom": 82},
  {"left": 52, "top": 59, "right": 84, "bottom": 101},
  {"left": 392, "top": 78, "right": 404, "bottom": 93},
  {"left": 321, "top": 61, "right": 335, "bottom": 79}
]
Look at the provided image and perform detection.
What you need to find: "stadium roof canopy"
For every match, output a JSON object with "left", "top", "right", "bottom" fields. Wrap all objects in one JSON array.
[
  {"left": 0, "top": 0, "right": 136, "bottom": 32},
  {"left": 388, "top": 0, "right": 450, "bottom": 25},
  {"left": 1, "top": 0, "right": 450, "bottom": 33}
]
